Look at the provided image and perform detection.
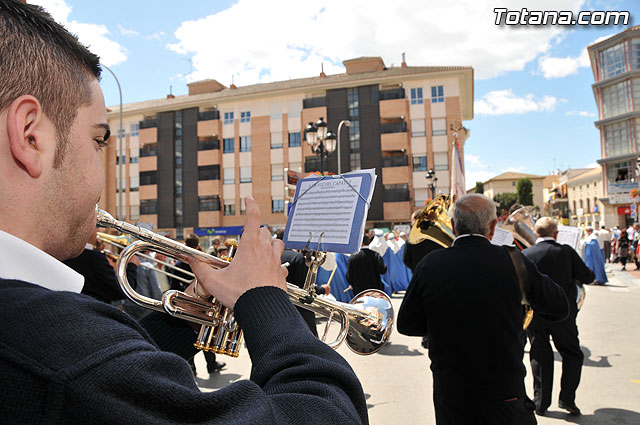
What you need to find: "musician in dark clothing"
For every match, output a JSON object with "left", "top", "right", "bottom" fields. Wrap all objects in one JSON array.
[
  {"left": 522, "top": 217, "right": 595, "bottom": 416},
  {"left": 346, "top": 234, "right": 387, "bottom": 296},
  {"left": 398, "top": 194, "right": 569, "bottom": 425},
  {"left": 63, "top": 230, "right": 139, "bottom": 303}
]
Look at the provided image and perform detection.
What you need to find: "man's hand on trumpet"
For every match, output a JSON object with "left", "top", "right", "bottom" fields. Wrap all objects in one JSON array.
[{"left": 190, "top": 196, "right": 288, "bottom": 309}]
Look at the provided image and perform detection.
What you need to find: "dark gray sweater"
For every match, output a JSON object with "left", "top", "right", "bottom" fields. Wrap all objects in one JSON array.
[{"left": 0, "top": 279, "right": 368, "bottom": 424}]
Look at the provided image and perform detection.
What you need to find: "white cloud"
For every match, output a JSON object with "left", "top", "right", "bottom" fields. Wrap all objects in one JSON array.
[
  {"left": 566, "top": 110, "right": 596, "bottom": 117},
  {"left": 538, "top": 48, "right": 590, "bottom": 78},
  {"left": 503, "top": 166, "right": 527, "bottom": 173},
  {"left": 475, "top": 89, "right": 558, "bottom": 115},
  {"left": 147, "top": 31, "right": 165, "bottom": 41},
  {"left": 117, "top": 24, "right": 139, "bottom": 37},
  {"left": 30, "top": 0, "right": 127, "bottom": 67},
  {"left": 167, "top": 0, "right": 585, "bottom": 86},
  {"left": 464, "top": 154, "right": 495, "bottom": 189}
]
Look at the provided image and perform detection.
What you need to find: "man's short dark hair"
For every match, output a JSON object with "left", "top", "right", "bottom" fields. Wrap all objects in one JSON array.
[
  {"left": 185, "top": 233, "right": 200, "bottom": 249},
  {"left": 362, "top": 234, "right": 372, "bottom": 246},
  {"left": 0, "top": 0, "right": 101, "bottom": 168}
]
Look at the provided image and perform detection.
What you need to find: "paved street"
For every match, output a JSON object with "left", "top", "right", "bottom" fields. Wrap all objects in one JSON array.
[{"left": 196, "top": 265, "right": 640, "bottom": 424}]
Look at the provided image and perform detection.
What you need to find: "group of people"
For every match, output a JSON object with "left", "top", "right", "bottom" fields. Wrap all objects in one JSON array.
[{"left": 0, "top": 2, "right": 605, "bottom": 424}]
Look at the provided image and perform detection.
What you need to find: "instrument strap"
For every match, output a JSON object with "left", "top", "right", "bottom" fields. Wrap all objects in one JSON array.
[{"left": 506, "top": 246, "right": 530, "bottom": 305}]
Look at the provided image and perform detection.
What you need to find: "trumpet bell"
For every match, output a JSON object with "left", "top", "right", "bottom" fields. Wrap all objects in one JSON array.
[
  {"left": 408, "top": 194, "right": 454, "bottom": 247},
  {"left": 345, "top": 290, "right": 394, "bottom": 355}
]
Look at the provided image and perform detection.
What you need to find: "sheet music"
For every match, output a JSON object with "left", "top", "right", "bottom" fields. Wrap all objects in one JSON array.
[
  {"left": 557, "top": 225, "right": 582, "bottom": 250},
  {"left": 284, "top": 169, "right": 376, "bottom": 253},
  {"left": 491, "top": 227, "right": 514, "bottom": 246}
]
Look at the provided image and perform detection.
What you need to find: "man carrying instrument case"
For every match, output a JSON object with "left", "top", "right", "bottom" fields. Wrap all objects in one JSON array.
[{"left": 0, "top": 1, "right": 367, "bottom": 423}]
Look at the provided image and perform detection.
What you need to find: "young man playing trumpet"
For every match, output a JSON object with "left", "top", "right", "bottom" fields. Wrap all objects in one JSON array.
[{"left": 0, "top": 1, "right": 367, "bottom": 423}]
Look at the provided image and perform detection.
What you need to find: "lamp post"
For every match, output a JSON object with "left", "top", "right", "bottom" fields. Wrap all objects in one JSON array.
[
  {"left": 102, "top": 65, "right": 124, "bottom": 219},
  {"left": 305, "top": 117, "right": 337, "bottom": 174},
  {"left": 336, "top": 120, "right": 351, "bottom": 175},
  {"left": 426, "top": 168, "right": 438, "bottom": 198}
]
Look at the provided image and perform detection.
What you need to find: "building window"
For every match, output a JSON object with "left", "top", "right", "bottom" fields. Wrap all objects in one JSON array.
[
  {"left": 240, "top": 111, "right": 251, "bottom": 123},
  {"left": 223, "top": 137, "right": 234, "bottom": 153},
  {"left": 604, "top": 120, "right": 630, "bottom": 157},
  {"left": 288, "top": 132, "right": 301, "bottom": 147},
  {"left": 240, "top": 136, "right": 251, "bottom": 152},
  {"left": 434, "top": 152, "right": 448, "bottom": 171},
  {"left": 602, "top": 80, "right": 628, "bottom": 118},
  {"left": 609, "top": 161, "right": 631, "bottom": 183},
  {"left": 198, "top": 139, "right": 219, "bottom": 151},
  {"left": 130, "top": 176, "right": 139, "bottom": 192},
  {"left": 413, "top": 155, "right": 427, "bottom": 171},
  {"left": 348, "top": 88, "right": 361, "bottom": 171},
  {"left": 272, "top": 199, "right": 284, "bottom": 213},
  {"left": 129, "top": 156, "right": 139, "bottom": 164},
  {"left": 140, "top": 171, "right": 157, "bottom": 186},
  {"left": 129, "top": 123, "right": 139, "bottom": 137},
  {"left": 384, "top": 184, "right": 410, "bottom": 202},
  {"left": 240, "top": 198, "right": 246, "bottom": 215},
  {"left": 140, "top": 143, "right": 157, "bottom": 157},
  {"left": 411, "top": 119, "right": 426, "bottom": 137},
  {"left": 573, "top": 200, "right": 577, "bottom": 213},
  {"left": 140, "top": 199, "right": 157, "bottom": 215},
  {"left": 224, "top": 201, "right": 235, "bottom": 216},
  {"left": 600, "top": 43, "right": 626, "bottom": 80},
  {"left": 410, "top": 87, "right": 423, "bottom": 105},
  {"left": 382, "top": 152, "right": 408, "bottom": 167},
  {"left": 431, "top": 85, "right": 444, "bottom": 103},
  {"left": 223, "top": 168, "right": 235, "bottom": 185},
  {"left": 224, "top": 112, "right": 234, "bottom": 125},
  {"left": 198, "top": 195, "right": 221, "bottom": 212},
  {"left": 129, "top": 204, "right": 139, "bottom": 220},
  {"left": 271, "top": 132, "right": 283, "bottom": 149},
  {"left": 512, "top": 181, "right": 516, "bottom": 187},
  {"left": 432, "top": 118, "right": 447, "bottom": 136},
  {"left": 240, "top": 167, "right": 252, "bottom": 183},
  {"left": 198, "top": 165, "right": 220, "bottom": 181},
  {"left": 271, "top": 164, "right": 283, "bottom": 181}
]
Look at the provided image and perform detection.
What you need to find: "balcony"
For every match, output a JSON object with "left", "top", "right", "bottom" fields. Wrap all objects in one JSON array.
[
  {"left": 139, "top": 127, "right": 157, "bottom": 144},
  {"left": 382, "top": 166, "right": 410, "bottom": 185},
  {"left": 139, "top": 118, "right": 157, "bottom": 129},
  {"left": 383, "top": 201, "right": 411, "bottom": 221},
  {"left": 380, "top": 98, "right": 408, "bottom": 120},
  {"left": 379, "top": 87, "right": 405, "bottom": 101},
  {"left": 380, "top": 122, "right": 407, "bottom": 134},
  {"left": 198, "top": 110, "right": 220, "bottom": 121},
  {"left": 381, "top": 132, "right": 409, "bottom": 151},
  {"left": 303, "top": 97, "right": 326, "bottom": 109}
]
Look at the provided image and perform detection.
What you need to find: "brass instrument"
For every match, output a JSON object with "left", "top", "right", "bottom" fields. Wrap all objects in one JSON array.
[
  {"left": 501, "top": 206, "right": 536, "bottom": 250},
  {"left": 408, "top": 194, "right": 454, "bottom": 247},
  {"left": 407, "top": 195, "right": 533, "bottom": 329},
  {"left": 96, "top": 207, "right": 394, "bottom": 357}
]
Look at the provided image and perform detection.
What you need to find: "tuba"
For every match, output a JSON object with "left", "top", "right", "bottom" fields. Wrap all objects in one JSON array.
[
  {"left": 501, "top": 206, "right": 537, "bottom": 250},
  {"left": 408, "top": 194, "right": 455, "bottom": 247},
  {"left": 96, "top": 208, "right": 394, "bottom": 357}
]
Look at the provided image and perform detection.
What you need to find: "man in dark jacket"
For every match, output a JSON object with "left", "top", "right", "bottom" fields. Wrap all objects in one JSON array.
[
  {"left": 0, "top": 2, "right": 368, "bottom": 423},
  {"left": 522, "top": 217, "right": 595, "bottom": 416},
  {"left": 398, "top": 194, "right": 569, "bottom": 425},
  {"left": 346, "top": 234, "right": 387, "bottom": 296}
]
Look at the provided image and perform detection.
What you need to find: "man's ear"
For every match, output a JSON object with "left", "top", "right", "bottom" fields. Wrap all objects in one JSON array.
[
  {"left": 451, "top": 218, "right": 458, "bottom": 237},
  {"left": 6, "top": 95, "right": 47, "bottom": 178},
  {"left": 487, "top": 218, "right": 498, "bottom": 240}
]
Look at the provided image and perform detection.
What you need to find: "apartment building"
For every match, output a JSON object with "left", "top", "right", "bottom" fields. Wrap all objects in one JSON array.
[
  {"left": 103, "top": 56, "right": 473, "bottom": 239},
  {"left": 588, "top": 26, "right": 640, "bottom": 228}
]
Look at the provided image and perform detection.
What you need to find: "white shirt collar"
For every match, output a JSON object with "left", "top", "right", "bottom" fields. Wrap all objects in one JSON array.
[
  {"left": 535, "top": 237, "right": 555, "bottom": 244},
  {"left": 452, "top": 233, "right": 489, "bottom": 246},
  {"left": 0, "top": 230, "right": 84, "bottom": 293}
]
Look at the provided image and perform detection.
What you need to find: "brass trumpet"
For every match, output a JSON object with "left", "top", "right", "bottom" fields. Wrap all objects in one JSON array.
[{"left": 96, "top": 208, "right": 394, "bottom": 356}]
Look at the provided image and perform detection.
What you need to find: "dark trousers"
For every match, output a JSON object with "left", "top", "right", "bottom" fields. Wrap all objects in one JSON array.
[
  {"left": 433, "top": 392, "right": 536, "bottom": 425},
  {"left": 527, "top": 316, "right": 583, "bottom": 410}
]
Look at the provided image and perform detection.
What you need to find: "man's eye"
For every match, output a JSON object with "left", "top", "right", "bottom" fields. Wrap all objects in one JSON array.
[{"left": 95, "top": 139, "right": 109, "bottom": 150}]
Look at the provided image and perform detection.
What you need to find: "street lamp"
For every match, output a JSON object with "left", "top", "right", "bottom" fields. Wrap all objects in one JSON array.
[
  {"left": 102, "top": 65, "right": 124, "bottom": 219},
  {"left": 426, "top": 169, "right": 438, "bottom": 198},
  {"left": 305, "top": 117, "right": 337, "bottom": 174}
]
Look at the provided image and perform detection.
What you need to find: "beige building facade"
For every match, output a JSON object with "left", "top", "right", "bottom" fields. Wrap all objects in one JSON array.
[
  {"left": 567, "top": 167, "right": 608, "bottom": 228},
  {"left": 103, "top": 56, "right": 473, "bottom": 239},
  {"left": 481, "top": 172, "right": 545, "bottom": 211}
]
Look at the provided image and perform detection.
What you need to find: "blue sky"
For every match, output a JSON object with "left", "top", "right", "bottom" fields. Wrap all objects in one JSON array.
[{"left": 31, "top": 0, "right": 640, "bottom": 189}]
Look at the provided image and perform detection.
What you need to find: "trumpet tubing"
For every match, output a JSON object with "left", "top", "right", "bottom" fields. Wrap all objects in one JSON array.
[{"left": 96, "top": 207, "right": 394, "bottom": 357}]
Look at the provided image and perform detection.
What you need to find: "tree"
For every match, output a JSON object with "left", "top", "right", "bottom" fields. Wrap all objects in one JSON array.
[
  {"left": 475, "top": 182, "right": 484, "bottom": 194},
  {"left": 516, "top": 178, "right": 533, "bottom": 206},
  {"left": 494, "top": 192, "right": 518, "bottom": 214}
]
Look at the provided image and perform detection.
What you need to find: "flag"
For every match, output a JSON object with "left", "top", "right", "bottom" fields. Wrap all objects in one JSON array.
[{"left": 451, "top": 140, "right": 465, "bottom": 201}]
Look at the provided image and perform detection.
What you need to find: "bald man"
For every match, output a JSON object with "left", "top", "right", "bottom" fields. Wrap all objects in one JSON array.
[{"left": 398, "top": 194, "right": 568, "bottom": 425}]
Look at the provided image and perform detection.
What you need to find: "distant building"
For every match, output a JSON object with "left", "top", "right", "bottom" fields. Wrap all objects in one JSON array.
[
  {"left": 481, "top": 172, "right": 546, "bottom": 210},
  {"left": 103, "top": 56, "right": 473, "bottom": 240},
  {"left": 587, "top": 26, "right": 640, "bottom": 227},
  {"left": 543, "top": 168, "right": 592, "bottom": 224},
  {"left": 566, "top": 167, "right": 606, "bottom": 228}
]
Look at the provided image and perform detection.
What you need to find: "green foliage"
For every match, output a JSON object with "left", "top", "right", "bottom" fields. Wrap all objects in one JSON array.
[
  {"left": 494, "top": 192, "right": 518, "bottom": 214},
  {"left": 516, "top": 178, "right": 533, "bottom": 206},
  {"left": 475, "top": 182, "right": 484, "bottom": 194}
]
